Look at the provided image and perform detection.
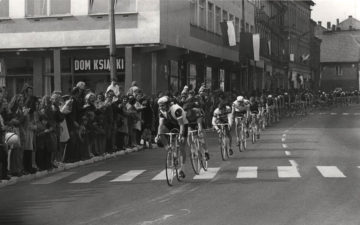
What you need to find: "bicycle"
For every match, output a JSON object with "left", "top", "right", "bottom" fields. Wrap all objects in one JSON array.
[
  {"left": 188, "top": 129, "right": 208, "bottom": 175},
  {"left": 215, "top": 123, "right": 231, "bottom": 161},
  {"left": 159, "top": 129, "right": 184, "bottom": 186},
  {"left": 249, "top": 113, "right": 259, "bottom": 144},
  {"left": 235, "top": 116, "right": 247, "bottom": 152}
]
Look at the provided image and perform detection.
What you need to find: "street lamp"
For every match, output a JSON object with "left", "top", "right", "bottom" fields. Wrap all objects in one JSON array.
[{"left": 109, "top": 0, "right": 117, "bottom": 81}]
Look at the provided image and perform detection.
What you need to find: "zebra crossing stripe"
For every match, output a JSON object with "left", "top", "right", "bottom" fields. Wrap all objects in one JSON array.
[
  {"left": 236, "top": 167, "right": 257, "bottom": 178},
  {"left": 70, "top": 171, "right": 111, "bottom": 183},
  {"left": 277, "top": 166, "right": 301, "bottom": 178},
  {"left": 342, "top": 113, "right": 349, "bottom": 115},
  {"left": 354, "top": 113, "right": 360, "bottom": 116},
  {"left": 319, "top": 113, "right": 327, "bottom": 115},
  {"left": 32, "top": 172, "right": 75, "bottom": 184},
  {"left": 316, "top": 166, "right": 346, "bottom": 178},
  {"left": 152, "top": 170, "right": 168, "bottom": 180},
  {"left": 193, "top": 167, "right": 220, "bottom": 180},
  {"left": 330, "top": 113, "right": 337, "bottom": 115},
  {"left": 110, "top": 170, "right": 146, "bottom": 182}
]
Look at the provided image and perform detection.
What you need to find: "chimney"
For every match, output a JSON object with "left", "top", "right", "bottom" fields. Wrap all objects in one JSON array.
[
  {"left": 327, "top": 22, "right": 331, "bottom": 30},
  {"left": 336, "top": 19, "right": 339, "bottom": 26},
  {"left": 318, "top": 21, "right": 322, "bottom": 26},
  {"left": 332, "top": 25, "right": 336, "bottom": 31}
]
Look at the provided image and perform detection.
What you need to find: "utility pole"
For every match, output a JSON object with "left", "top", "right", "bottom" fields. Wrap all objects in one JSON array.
[
  {"left": 109, "top": 0, "right": 117, "bottom": 81},
  {"left": 241, "top": 0, "right": 249, "bottom": 93}
]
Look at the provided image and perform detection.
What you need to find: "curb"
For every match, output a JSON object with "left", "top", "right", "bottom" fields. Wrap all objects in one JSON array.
[{"left": 0, "top": 146, "right": 143, "bottom": 188}]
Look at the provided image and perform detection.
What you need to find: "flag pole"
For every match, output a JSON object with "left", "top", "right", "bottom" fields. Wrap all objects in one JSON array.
[{"left": 109, "top": 0, "right": 117, "bottom": 82}]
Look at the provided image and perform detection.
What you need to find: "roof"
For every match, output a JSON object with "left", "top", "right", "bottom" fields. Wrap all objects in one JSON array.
[
  {"left": 318, "top": 32, "right": 360, "bottom": 62},
  {"left": 338, "top": 16, "right": 360, "bottom": 30}
]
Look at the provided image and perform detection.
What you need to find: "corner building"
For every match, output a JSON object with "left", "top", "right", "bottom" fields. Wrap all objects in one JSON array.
[{"left": 0, "top": 0, "right": 255, "bottom": 97}]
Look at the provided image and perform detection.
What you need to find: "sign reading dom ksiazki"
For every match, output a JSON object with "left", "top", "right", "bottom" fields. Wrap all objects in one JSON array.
[{"left": 74, "top": 58, "right": 125, "bottom": 73}]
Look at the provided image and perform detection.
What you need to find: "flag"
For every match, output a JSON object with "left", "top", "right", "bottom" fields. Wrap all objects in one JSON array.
[
  {"left": 301, "top": 54, "right": 310, "bottom": 62},
  {"left": 290, "top": 53, "right": 295, "bottom": 62},
  {"left": 220, "top": 21, "right": 236, "bottom": 46},
  {"left": 239, "top": 33, "right": 261, "bottom": 61}
]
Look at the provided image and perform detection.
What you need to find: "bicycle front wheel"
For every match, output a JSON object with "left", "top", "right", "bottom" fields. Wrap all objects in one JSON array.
[
  {"left": 165, "top": 150, "right": 175, "bottom": 186},
  {"left": 175, "top": 146, "right": 184, "bottom": 182},
  {"left": 189, "top": 139, "right": 201, "bottom": 175},
  {"left": 220, "top": 135, "right": 228, "bottom": 161}
]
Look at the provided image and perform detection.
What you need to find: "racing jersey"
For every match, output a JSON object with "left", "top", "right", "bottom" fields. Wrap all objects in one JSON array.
[
  {"left": 213, "top": 106, "right": 231, "bottom": 124},
  {"left": 159, "top": 104, "right": 188, "bottom": 126},
  {"left": 249, "top": 101, "right": 259, "bottom": 113},
  {"left": 232, "top": 101, "right": 248, "bottom": 115}
]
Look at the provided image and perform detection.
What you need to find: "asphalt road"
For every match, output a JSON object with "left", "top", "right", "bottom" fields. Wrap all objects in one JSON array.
[{"left": 1, "top": 105, "right": 360, "bottom": 225}]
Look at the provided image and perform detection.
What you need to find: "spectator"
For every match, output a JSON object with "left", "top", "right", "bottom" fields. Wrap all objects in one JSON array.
[
  {"left": 140, "top": 98, "right": 154, "bottom": 149},
  {"left": 127, "top": 81, "right": 139, "bottom": 96}
]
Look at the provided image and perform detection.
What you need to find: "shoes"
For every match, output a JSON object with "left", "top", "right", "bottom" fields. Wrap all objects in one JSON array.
[
  {"left": 205, "top": 152, "right": 210, "bottom": 160},
  {"left": 229, "top": 148, "right": 233, "bottom": 156},
  {"left": 1, "top": 175, "right": 11, "bottom": 180},
  {"left": 178, "top": 170, "right": 186, "bottom": 179}
]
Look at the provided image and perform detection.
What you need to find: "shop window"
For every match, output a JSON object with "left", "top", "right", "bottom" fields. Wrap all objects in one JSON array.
[
  {"left": 207, "top": 2, "right": 214, "bottom": 32},
  {"left": 26, "top": 0, "right": 71, "bottom": 17},
  {"left": 189, "top": 64, "right": 197, "bottom": 90},
  {"left": 6, "top": 76, "right": 33, "bottom": 97},
  {"left": 219, "top": 69, "right": 225, "bottom": 91},
  {"left": 190, "top": 0, "right": 197, "bottom": 25},
  {"left": 0, "top": 0, "right": 9, "bottom": 18},
  {"left": 6, "top": 58, "right": 33, "bottom": 75},
  {"left": 199, "top": 0, "right": 206, "bottom": 28},
  {"left": 215, "top": 6, "right": 221, "bottom": 34},
  {"left": 89, "top": 0, "right": 137, "bottom": 14},
  {"left": 169, "top": 60, "right": 179, "bottom": 93},
  {"left": 246, "top": 23, "right": 249, "bottom": 32},
  {"left": 205, "top": 67, "right": 212, "bottom": 90},
  {"left": 235, "top": 17, "right": 240, "bottom": 41},
  {"left": 336, "top": 66, "right": 343, "bottom": 76}
]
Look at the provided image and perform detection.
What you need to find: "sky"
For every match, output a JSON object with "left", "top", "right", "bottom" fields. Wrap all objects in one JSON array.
[{"left": 312, "top": 0, "right": 360, "bottom": 25}]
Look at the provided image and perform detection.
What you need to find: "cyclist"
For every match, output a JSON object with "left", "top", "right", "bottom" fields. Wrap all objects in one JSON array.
[
  {"left": 232, "top": 96, "right": 249, "bottom": 146},
  {"left": 249, "top": 96, "right": 261, "bottom": 139},
  {"left": 154, "top": 96, "right": 188, "bottom": 178},
  {"left": 212, "top": 101, "right": 233, "bottom": 154},
  {"left": 183, "top": 91, "right": 210, "bottom": 160},
  {"left": 267, "top": 95, "right": 275, "bottom": 123}
]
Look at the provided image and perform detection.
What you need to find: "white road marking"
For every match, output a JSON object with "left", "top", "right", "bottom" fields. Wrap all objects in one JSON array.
[
  {"left": 330, "top": 113, "right": 337, "bottom": 115},
  {"left": 316, "top": 166, "right": 346, "bottom": 178},
  {"left": 281, "top": 138, "right": 286, "bottom": 142},
  {"left": 70, "top": 171, "right": 111, "bottom": 183},
  {"left": 152, "top": 170, "right": 168, "bottom": 180},
  {"left": 277, "top": 166, "right": 301, "bottom": 178},
  {"left": 139, "top": 214, "right": 174, "bottom": 225},
  {"left": 284, "top": 130, "right": 289, "bottom": 133},
  {"left": 32, "top": 172, "right": 75, "bottom": 184},
  {"left": 193, "top": 167, "right": 220, "bottom": 180},
  {"left": 354, "top": 113, "right": 360, "bottom": 116},
  {"left": 285, "top": 151, "right": 291, "bottom": 156},
  {"left": 110, "top": 170, "right": 146, "bottom": 182},
  {"left": 319, "top": 112, "right": 327, "bottom": 115},
  {"left": 236, "top": 167, "right": 257, "bottom": 178},
  {"left": 289, "top": 160, "right": 298, "bottom": 167},
  {"left": 282, "top": 144, "right": 288, "bottom": 148},
  {"left": 309, "top": 113, "right": 314, "bottom": 115},
  {"left": 342, "top": 113, "right": 349, "bottom": 115}
]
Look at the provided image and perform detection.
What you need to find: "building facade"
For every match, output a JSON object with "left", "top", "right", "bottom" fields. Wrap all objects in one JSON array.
[
  {"left": 0, "top": 0, "right": 255, "bottom": 97},
  {"left": 316, "top": 16, "right": 360, "bottom": 91}
]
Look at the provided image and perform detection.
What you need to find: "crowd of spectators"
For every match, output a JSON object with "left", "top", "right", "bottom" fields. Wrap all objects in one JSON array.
[{"left": 0, "top": 80, "right": 158, "bottom": 180}]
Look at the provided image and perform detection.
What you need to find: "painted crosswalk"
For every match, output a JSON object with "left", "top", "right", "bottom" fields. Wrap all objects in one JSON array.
[
  {"left": 30, "top": 166, "right": 359, "bottom": 185},
  {"left": 316, "top": 112, "right": 360, "bottom": 116}
]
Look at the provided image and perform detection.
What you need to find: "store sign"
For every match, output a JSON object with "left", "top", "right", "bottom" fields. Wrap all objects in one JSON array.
[{"left": 74, "top": 58, "right": 125, "bottom": 72}]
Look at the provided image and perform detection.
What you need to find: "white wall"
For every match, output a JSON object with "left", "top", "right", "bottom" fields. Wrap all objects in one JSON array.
[{"left": 9, "top": 0, "right": 25, "bottom": 18}]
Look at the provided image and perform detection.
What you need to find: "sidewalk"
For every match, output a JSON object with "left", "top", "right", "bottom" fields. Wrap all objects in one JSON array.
[{"left": 0, "top": 146, "right": 144, "bottom": 188}]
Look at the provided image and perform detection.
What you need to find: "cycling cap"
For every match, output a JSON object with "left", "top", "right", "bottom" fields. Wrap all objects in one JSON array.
[
  {"left": 157, "top": 96, "right": 169, "bottom": 105},
  {"left": 236, "top": 96, "right": 244, "bottom": 102}
]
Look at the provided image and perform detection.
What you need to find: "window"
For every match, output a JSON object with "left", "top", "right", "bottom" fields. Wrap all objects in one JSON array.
[
  {"left": 235, "top": 17, "right": 240, "bottom": 41},
  {"left": 190, "top": 0, "right": 197, "bottom": 25},
  {"left": 89, "top": 0, "right": 137, "bottom": 14},
  {"left": 229, "top": 14, "right": 234, "bottom": 23},
  {"left": 199, "top": 0, "right": 206, "bottom": 28},
  {"left": 207, "top": 2, "right": 214, "bottom": 32},
  {"left": 246, "top": 23, "right": 249, "bottom": 32},
  {"left": 222, "top": 10, "right": 228, "bottom": 22},
  {"left": 215, "top": 6, "right": 221, "bottom": 34},
  {"left": 169, "top": 60, "right": 179, "bottom": 92},
  {"left": 206, "top": 67, "right": 212, "bottom": 90},
  {"left": 219, "top": 69, "right": 225, "bottom": 91},
  {"left": 250, "top": 25, "right": 254, "bottom": 33},
  {"left": 26, "top": 0, "right": 71, "bottom": 17},
  {"left": 189, "top": 64, "right": 197, "bottom": 90},
  {"left": 0, "top": 0, "right": 9, "bottom": 18},
  {"left": 336, "top": 66, "right": 343, "bottom": 76}
]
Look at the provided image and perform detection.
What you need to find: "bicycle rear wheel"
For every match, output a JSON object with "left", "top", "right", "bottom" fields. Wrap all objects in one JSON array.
[
  {"left": 165, "top": 150, "right": 175, "bottom": 186},
  {"left": 189, "top": 138, "right": 201, "bottom": 175},
  {"left": 252, "top": 127, "right": 256, "bottom": 144},
  {"left": 200, "top": 151, "right": 208, "bottom": 171}
]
